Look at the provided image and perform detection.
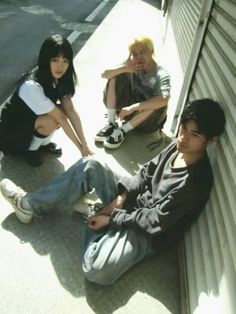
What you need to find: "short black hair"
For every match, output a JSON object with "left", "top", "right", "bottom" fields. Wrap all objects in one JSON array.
[{"left": 180, "top": 98, "right": 226, "bottom": 139}]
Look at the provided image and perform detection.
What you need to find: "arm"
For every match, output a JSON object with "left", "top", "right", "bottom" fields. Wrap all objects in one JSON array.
[
  {"left": 118, "top": 95, "right": 169, "bottom": 120},
  {"left": 87, "top": 179, "right": 204, "bottom": 234},
  {"left": 101, "top": 55, "right": 143, "bottom": 80},
  {"left": 61, "top": 96, "right": 93, "bottom": 156},
  {"left": 117, "top": 142, "right": 175, "bottom": 198},
  {"left": 87, "top": 191, "right": 128, "bottom": 230},
  {"left": 47, "top": 106, "right": 83, "bottom": 152},
  {"left": 110, "top": 185, "right": 208, "bottom": 236},
  {"left": 118, "top": 66, "right": 170, "bottom": 120}
]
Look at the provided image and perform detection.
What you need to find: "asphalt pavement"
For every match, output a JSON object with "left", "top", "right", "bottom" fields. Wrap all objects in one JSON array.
[
  {"left": 0, "top": 0, "right": 118, "bottom": 104},
  {"left": 0, "top": 1, "right": 181, "bottom": 313}
]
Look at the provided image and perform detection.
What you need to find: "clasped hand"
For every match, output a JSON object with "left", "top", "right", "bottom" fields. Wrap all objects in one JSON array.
[
  {"left": 118, "top": 103, "right": 140, "bottom": 120},
  {"left": 87, "top": 192, "right": 127, "bottom": 231}
]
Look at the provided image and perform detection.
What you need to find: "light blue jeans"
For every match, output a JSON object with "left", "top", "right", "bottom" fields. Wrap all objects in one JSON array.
[{"left": 27, "top": 157, "right": 152, "bottom": 285}]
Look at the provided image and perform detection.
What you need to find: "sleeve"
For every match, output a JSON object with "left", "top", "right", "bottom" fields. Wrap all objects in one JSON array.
[
  {"left": 154, "top": 67, "right": 171, "bottom": 97},
  {"left": 117, "top": 154, "right": 162, "bottom": 199},
  {"left": 110, "top": 183, "right": 207, "bottom": 236},
  {"left": 19, "top": 80, "right": 55, "bottom": 115},
  {"left": 118, "top": 142, "right": 175, "bottom": 198}
]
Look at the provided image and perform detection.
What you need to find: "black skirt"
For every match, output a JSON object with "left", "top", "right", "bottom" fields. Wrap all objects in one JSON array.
[{"left": 0, "top": 99, "right": 36, "bottom": 155}]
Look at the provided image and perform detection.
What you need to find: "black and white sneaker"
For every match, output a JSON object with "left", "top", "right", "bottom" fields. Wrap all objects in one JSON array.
[
  {"left": 95, "top": 122, "right": 117, "bottom": 142},
  {"left": 103, "top": 128, "right": 126, "bottom": 149}
]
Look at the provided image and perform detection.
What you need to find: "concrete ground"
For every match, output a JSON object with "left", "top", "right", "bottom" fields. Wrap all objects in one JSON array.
[{"left": 0, "top": 1, "right": 181, "bottom": 313}]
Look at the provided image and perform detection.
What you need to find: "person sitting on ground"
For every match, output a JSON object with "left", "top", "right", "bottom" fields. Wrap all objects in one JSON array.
[
  {"left": 95, "top": 36, "right": 171, "bottom": 149},
  {"left": 0, "top": 34, "right": 93, "bottom": 167},
  {"left": 0, "top": 98, "right": 225, "bottom": 286}
]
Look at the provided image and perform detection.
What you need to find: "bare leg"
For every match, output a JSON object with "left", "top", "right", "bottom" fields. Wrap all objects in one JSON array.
[{"left": 105, "top": 77, "right": 117, "bottom": 109}]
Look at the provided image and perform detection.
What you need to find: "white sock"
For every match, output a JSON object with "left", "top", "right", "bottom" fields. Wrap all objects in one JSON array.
[
  {"left": 107, "top": 109, "right": 116, "bottom": 124},
  {"left": 41, "top": 133, "right": 54, "bottom": 146},
  {"left": 121, "top": 121, "right": 134, "bottom": 134},
  {"left": 28, "top": 136, "right": 45, "bottom": 151}
]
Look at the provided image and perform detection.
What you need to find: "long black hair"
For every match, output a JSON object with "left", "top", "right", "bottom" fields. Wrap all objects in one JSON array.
[{"left": 35, "top": 34, "right": 77, "bottom": 96}]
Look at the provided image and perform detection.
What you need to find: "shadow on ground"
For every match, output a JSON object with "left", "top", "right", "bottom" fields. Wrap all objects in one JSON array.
[{"left": 0, "top": 134, "right": 179, "bottom": 313}]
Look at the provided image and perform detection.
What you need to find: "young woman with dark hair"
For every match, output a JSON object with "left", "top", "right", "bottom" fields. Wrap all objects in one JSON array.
[{"left": 0, "top": 34, "right": 93, "bottom": 167}]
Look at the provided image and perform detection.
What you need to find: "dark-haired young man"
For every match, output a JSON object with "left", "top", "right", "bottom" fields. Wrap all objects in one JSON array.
[{"left": 0, "top": 98, "right": 226, "bottom": 286}]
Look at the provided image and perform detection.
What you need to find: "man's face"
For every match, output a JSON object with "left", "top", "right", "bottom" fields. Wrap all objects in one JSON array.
[
  {"left": 130, "top": 43, "right": 153, "bottom": 71},
  {"left": 177, "top": 120, "right": 209, "bottom": 155}
]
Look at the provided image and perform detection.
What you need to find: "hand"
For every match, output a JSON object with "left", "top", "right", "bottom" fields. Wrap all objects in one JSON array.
[
  {"left": 101, "top": 193, "right": 127, "bottom": 216},
  {"left": 125, "top": 55, "right": 144, "bottom": 73},
  {"left": 118, "top": 104, "right": 139, "bottom": 120},
  {"left": 81, "top": 144, "right": 94, "bottom": 156},
  {"left": 87, "top": 214, "right": 110, "bottom": 230}
]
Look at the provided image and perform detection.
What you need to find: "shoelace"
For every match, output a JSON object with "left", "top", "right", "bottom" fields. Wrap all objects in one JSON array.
[
  {"left": 12, "top": 193, "right": 21, "bottom": 205},
  {"left": 110, "top": 128, "right": 123, "bottom": 141},
  {"left": 84, "top": 203, "right": 104, "bottom": 223},
  {"left": 12, "top": 193, "right": 29, "bottom": 213},
  {"left": 10, "top": 187, "right": 26, "bottom": 205}
]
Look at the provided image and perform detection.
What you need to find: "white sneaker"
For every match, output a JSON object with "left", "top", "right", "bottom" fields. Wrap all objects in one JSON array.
[
  {"left": 0, "top": 179, "right": 33, "bottom": 224},
  {"left": 73, "top": 200, "right": 103, "bottom": 218},
  {"left": 73, "top": 200, "right": 92, "bottom": 215}
]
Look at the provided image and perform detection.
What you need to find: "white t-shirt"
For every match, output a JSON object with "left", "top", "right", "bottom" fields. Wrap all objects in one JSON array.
[{"left": 19, "top": 80, "right": 55, "bottom": 115}]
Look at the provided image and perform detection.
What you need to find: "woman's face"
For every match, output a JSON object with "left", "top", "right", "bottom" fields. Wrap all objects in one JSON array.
[{"left": 50, "top": 54, "right": 70, "bottom": 79}]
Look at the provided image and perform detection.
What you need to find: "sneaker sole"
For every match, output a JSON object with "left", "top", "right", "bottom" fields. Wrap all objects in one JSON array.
[
  {"left": 94, "top": 136, "right": 107, "bottom": 142},
  {"left": 0, "top": 190, "right": 32, "bottom": 224},
  {"left": 103, "top": 138, "right": 125, "bottom": 149}
]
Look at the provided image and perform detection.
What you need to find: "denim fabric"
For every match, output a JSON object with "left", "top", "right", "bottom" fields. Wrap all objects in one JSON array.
[
  {"left": 82, "top": 228, "right": 152, "bottom": 286},
  {"left": 27, "top": 157, "right": 120, "bottom": 215},
  {"left": 27, "top": 156, "right": 152, "bottom": 285}
]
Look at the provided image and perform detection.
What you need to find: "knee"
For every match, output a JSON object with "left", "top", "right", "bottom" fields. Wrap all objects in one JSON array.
[
  {"left": 48, "top": 119, "right": 60, "bottom": 132},
  {"left": 73, "top": 157, "right": 105, "bottom": 177},
  {"left": 83, "top": 270, "right": 110, "bottom": 286},
  {"left": 37, "top": 116, "right": 60, "bottom": 134},
  {"left": 84, "top": 157, "right": 107, "bottom": 172},
  {"left": 82, "top": 265, "right": 114, "bottom": 286}
]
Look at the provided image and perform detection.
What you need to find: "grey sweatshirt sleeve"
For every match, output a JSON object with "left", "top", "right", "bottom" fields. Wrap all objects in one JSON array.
[
  {"left": 117, "top": 144, "right": 171, "bottom": 197},
  {"left": 110, "top": 184, "right": 210, "bottom": 236}
]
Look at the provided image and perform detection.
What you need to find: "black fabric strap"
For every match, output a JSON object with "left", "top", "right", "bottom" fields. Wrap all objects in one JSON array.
[{"left": 33, "top": 130, "right": 47, "bottom": 138}]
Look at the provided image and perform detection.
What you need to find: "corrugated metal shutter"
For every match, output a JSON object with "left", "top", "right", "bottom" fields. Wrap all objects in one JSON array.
[
  {"left": 169, "top": 0, "right": 204, "bottom": 71},
  {"left": 181, "top": 1, "right": 236, "bottom": 313},
  {"left": 166, "top": 0, "right": 214, "bottom": 134}
]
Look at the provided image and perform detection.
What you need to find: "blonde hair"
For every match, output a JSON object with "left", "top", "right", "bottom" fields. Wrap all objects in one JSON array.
[{"left": 128, "top": 36, "right": 154, "bottom": 54}]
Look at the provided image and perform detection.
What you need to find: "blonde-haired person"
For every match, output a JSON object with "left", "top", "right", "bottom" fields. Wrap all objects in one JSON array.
[{"left": 95, "top": 36, "right": 171, "bottom": 149}]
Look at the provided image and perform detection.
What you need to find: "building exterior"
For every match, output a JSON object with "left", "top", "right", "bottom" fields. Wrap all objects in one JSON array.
[{"left": 162, "top": 1, "right": 236, "bottom": 313}]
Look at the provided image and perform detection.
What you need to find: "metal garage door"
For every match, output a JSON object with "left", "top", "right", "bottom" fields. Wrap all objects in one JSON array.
[
  {"left": 169, "top": 0, "right": 204, "bottom": 71},
  {"left": 181, "top": 1, "right": 236, "bottom": 313}
]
